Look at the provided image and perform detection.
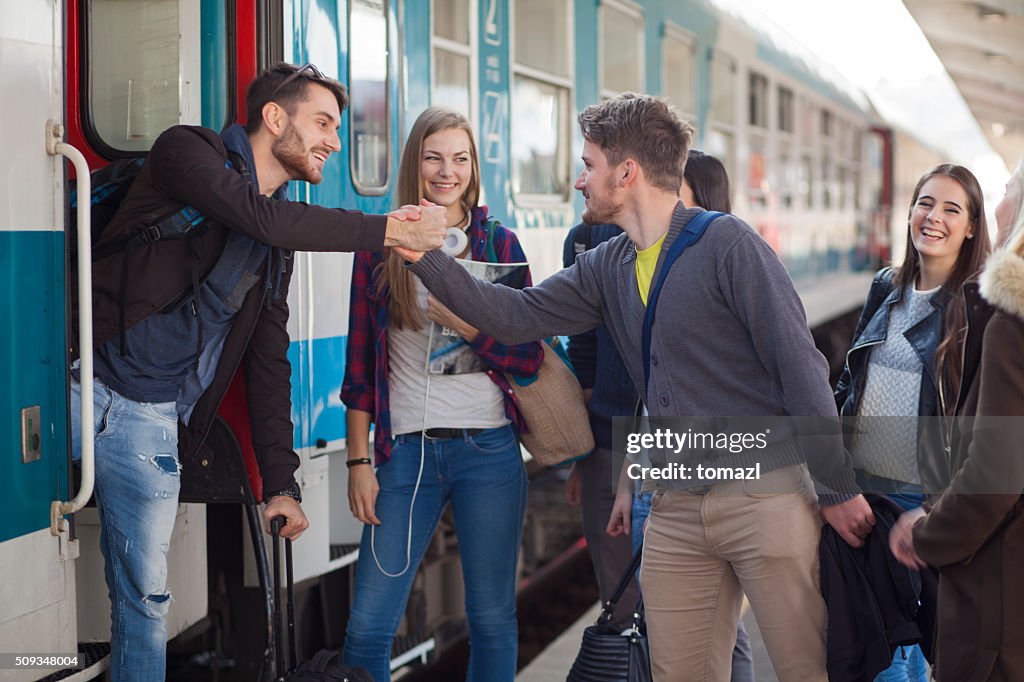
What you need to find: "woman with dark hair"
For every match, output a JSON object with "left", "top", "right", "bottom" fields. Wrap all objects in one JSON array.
[
  {"left": 890, "top": 159, "right": 1024, "bottom": 682},
  {"left": 341, "top": 106, "right": 543, "bottom": 681},
  {"left": 834, "top": 164, "right": 991, "bottom": 680},
  {"left": 682, "top": 149, "right": 732, "bottom": 214}
]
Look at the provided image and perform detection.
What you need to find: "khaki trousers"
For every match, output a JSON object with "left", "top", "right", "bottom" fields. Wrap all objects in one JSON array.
[{"left": 641, "top": 464, "right": 827, "bottom": 682}]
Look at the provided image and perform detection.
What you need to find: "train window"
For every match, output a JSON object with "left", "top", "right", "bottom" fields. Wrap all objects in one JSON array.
[
  {"left": 821, "top": 155, "right": 833, "bottom": 209},
  {"left": 838, "top": 165, "right": 848, "bottom": 210},
  {"left": 349, "top": 0, "right": 391, "bottom": 193},
  {"left": 800, "top": 99, "right": 817, "bottom": 144},
  {"left": 748, "top": 71, "right": 768, "bottom": 128},
  {"left": 514, "top": 0, "right": 571, "bottom": 79},
  {"left": 87, "top": 0, "right": 229, "bottom": 154},
  {"left": 801, "top": 154, "right": 814, "bottom": 209},
  {"left": 820, "top": 109, "right": 834, "bottom": 138},
  {"left": 511, "top": 0, "right": 572, "bottom": 201},
  {"left": 778, "top": 86, "right": 795, "bottom": 134},
  {"left": 779, "top": 146, "right": 796, "bottom": 209},
  {"left": 662, "top": 23, "right": 696, "bottom": 118},
  {"left": 434, "top": 51, "right": 472, "bottom": 119},
  {"left": 709, "top": 51, "right": 736, "bottom": 127},
  {"left": 432, "top": 0, "right": 473, "bottom": 119},
  {"left": 511, "top": 76, "right": 570, "bottom": 197},
  {"left": 433, "top": 0, "right": 469, "bottom": 44},
  {"left": 707, "top": 50, "right": 736, "bottom": 181},
  {"left": 599, "top": 1, "right": 645, "bottom": 96}
]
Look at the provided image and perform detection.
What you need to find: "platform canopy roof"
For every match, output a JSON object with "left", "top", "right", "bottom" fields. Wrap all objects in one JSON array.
[{"left": 904, "top": 0, "right": 1024, "bottom": 170}]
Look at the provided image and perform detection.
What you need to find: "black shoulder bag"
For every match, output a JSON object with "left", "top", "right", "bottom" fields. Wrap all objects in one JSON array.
[{"left": 567, "top": 546, "right": 651, "bottom": 682}]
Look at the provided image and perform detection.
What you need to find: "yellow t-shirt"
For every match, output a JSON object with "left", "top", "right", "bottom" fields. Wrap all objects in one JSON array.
[{"left": 635, "top": 234, "right": 666, "bottom": 306}]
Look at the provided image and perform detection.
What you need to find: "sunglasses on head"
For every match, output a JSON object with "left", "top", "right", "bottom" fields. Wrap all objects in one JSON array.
[{"left": 269, "top": 63, "right": 327, "bottom": 100}]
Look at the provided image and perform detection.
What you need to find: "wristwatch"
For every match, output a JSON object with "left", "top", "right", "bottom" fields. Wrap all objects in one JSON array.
[{"left": 267, "top": 481, "right": 302, "bottom": 504}]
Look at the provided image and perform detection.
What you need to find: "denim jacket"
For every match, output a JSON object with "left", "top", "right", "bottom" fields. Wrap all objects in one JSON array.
[{"left": 834, "top": 267, "right": 952, "bottom": 491}]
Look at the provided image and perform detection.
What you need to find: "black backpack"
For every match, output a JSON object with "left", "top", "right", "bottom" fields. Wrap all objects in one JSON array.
[
  {"left": 283, "top": 650, "right": 373, "bottom": 682},
  {"left": 69, "top": 148, "right": 246, "bottom": 356}
]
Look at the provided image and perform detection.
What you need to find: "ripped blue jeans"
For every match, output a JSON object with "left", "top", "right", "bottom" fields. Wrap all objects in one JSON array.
[{"left": 70, "top": 376, "right": 180, "bottom": 682}]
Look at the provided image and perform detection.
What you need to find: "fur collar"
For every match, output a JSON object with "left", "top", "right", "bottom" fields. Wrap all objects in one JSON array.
[{"left": 980, "top": 249, "right": 1024, "bottom": 321}]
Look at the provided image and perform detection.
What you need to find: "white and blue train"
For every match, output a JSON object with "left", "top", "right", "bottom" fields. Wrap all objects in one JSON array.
[{"left": 1, "top": 0, "right": 941, "bottom": 679}]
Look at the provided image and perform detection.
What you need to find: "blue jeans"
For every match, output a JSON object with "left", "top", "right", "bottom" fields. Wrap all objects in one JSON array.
[
  {"left": 875, "top": 645, "right": 928, "bottom": 681},
  {"left": 70, "top": 376, "right": 180, "bottom": 682},
  {"left": 343, "top": 425, "right": 527, "bottom": 682},
  {"left": 631, "top": 491, "right": 755, "bottom": 682},
  {"left": 631, "top": 491, "right": 652, "bottom": 555}
]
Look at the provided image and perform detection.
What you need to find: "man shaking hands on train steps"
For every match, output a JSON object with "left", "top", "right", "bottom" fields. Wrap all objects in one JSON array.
[{"left": 68, "top": 63, "right": 444, "bottom": 682}]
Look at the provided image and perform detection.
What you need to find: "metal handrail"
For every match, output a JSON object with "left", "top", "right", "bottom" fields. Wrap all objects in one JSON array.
[{"left": 46, "top": 119, "right": 94, "bottom": 535}]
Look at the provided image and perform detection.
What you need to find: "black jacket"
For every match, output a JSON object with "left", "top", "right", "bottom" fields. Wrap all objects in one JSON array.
[
  {"left": 834, "top": 267, "right": 953, "bottom": 491},
  {"left": 72, "top": 125, "right": 388, "bottom": 495},
  {"left": 819, "top": 494, "right": 939, "bottom": 682}
]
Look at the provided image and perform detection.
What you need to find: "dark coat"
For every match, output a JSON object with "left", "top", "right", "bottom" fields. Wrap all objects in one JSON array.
[
  {"left": 834, "top": 267, "right": 954, "bottom": 491},
  {"left": 913, "top": 248, "right": 1024, "bottom": 682},
  {"left": 820, "top": 494, "right": 939, "bottom": 682},
  {"left": 72, "top": 125, "right": 387, "bottom": 495}
]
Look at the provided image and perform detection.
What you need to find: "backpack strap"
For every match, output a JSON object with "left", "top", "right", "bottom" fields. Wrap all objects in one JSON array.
[
  {"left": 641, "top": 211, "right": 723, "bottom": 392},
  {"left": 123, "top": 155, "right": 239, "bottom": 249}
]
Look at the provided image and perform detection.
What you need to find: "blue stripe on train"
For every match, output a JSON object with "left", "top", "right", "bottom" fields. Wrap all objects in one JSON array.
[
  {"left": 288, "top": 334, "right": 349, "bottom": 450},
  {"left": 0, "top": 231, "right": 69, "bottom": 543}
]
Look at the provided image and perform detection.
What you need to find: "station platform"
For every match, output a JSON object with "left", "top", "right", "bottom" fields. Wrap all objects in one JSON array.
[
  {"left": 517, "top": 601, "right": 780, "bottom": 681},
  {"left": 796, "top": 271, "right": 875, "bottom": 329}
]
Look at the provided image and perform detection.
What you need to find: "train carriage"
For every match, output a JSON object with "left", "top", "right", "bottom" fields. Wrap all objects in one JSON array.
[{"left": 1, "top": 1, "right": 939, "bottom": 679}]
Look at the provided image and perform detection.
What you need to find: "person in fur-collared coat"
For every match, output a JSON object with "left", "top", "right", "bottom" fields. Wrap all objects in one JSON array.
[{"left": 889, "top": 159, "right": 1024, "bottom": 682}]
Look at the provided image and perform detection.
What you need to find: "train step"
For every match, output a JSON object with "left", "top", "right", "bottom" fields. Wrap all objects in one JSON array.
[{"left": 36, "top": 642, "right": 110, "bottom": 682}]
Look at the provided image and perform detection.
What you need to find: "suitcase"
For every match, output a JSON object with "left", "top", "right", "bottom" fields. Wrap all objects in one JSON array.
[{"left": 270, "top": 516, "right": 373, "bottom": 682}]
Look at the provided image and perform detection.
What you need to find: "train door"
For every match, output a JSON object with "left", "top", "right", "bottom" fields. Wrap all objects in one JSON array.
[
  {"left": 0, "top": 0, "right": 82, "bottom": 678},
  {"left": 35, "top": 0, "right": 254, "bottom": 668}
]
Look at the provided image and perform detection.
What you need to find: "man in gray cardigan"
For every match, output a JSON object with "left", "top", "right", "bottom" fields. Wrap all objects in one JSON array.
[{"left": 396, "top": 94, "right": 874, "bottom": 681}]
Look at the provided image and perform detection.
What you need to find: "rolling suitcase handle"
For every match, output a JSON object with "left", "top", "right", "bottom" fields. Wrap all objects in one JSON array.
[
  {"left": 270, "top": 515, "right": 297, "bottom": 680},
  {"left": 270, "top": 517, "right": 373, "bottom": 681}
]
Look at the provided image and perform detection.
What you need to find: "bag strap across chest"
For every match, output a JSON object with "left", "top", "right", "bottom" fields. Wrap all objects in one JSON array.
[{"left": 641, "top": 210, "right": 723, "bottom": 394}]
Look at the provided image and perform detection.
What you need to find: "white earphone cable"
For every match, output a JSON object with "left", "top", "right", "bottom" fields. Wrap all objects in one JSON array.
[{"left": 369, "top": 318, "right": 436, "bottom": 578}]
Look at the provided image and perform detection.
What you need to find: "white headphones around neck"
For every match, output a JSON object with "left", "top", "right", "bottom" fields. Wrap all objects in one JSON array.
[{"left": 440, "top": 226, "right": 469, "bottom": 257}]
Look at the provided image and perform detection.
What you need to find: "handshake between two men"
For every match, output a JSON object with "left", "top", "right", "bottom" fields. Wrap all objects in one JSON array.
[{"left": 385, "top": 200, "right": 450, "bottom": 252}]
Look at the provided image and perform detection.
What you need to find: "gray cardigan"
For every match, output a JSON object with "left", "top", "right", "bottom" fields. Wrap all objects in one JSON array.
[{"left": 409, "top": 203, "right": 858, "bottom": 498}]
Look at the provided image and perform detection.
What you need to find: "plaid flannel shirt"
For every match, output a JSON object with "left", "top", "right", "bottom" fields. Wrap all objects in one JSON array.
[{"left": 341, "top": 206, "right": 544, "bottom": 464}]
